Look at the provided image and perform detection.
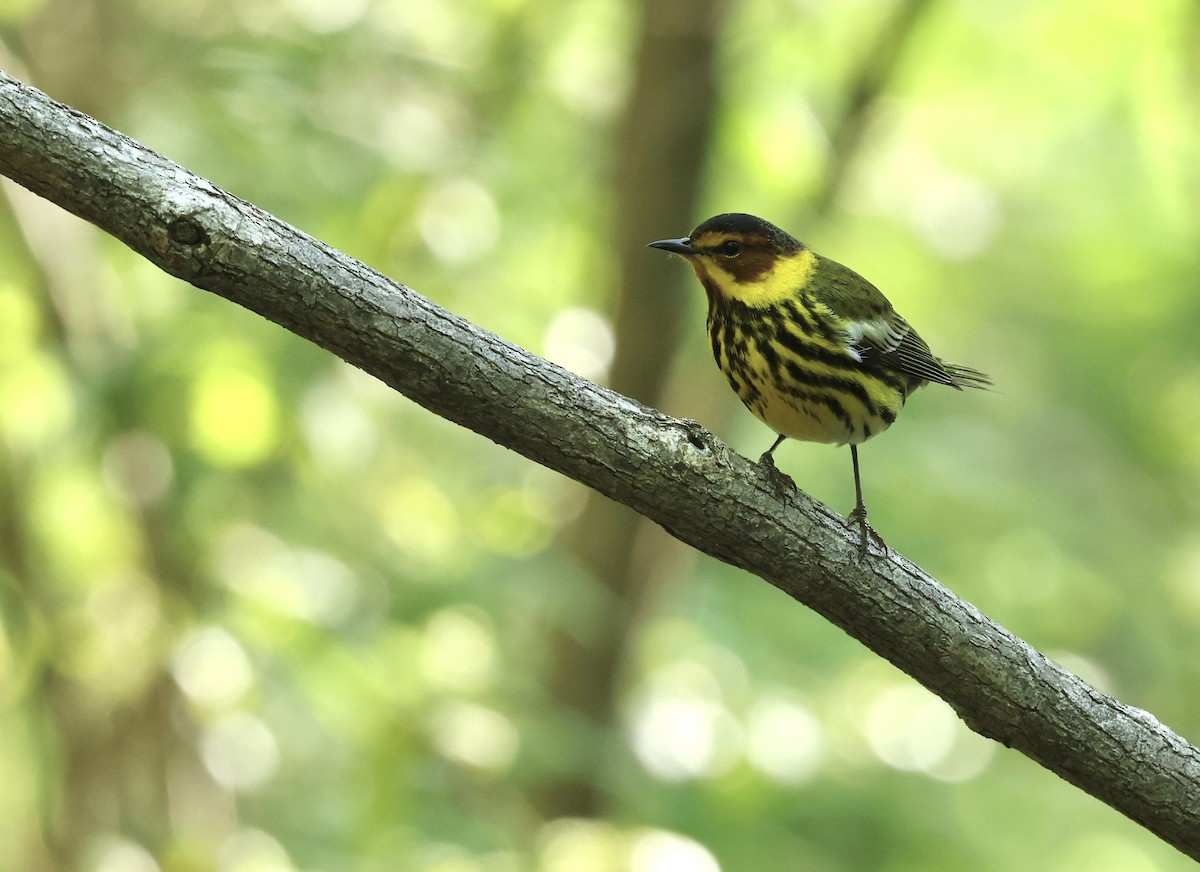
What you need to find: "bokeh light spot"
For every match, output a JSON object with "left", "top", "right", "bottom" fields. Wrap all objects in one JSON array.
[
  {"left": 189, "top": 361, "right": 281, "bottom": 468},
  {"left": 218, "top": 828, "right": 295, "bottom": 872},
  {"left": 628, "top": 663, "right": 741, "bottom": 781},
  {"left": 629, "top": 830, "right": 720, "bottom": 872},
  {"left": 201, "top": 712, "right": 279, "bottom": 792},
  {"left": 745, "top": 694, "right": 824, "bottom": 784},
  {"left": 417, "top": 177, "right": 500, "bottom": 266},
  {"left": 864, "top": 683, "right": 994, "bottom": 781},
  {"left": 543, "top": 307, "right": 615, "bottom": 383},
  {"left": 537, "top": 819, "right": 624, "bottom": 872},
  {"left": 420, "top": 607, "right": 497, "bottom": 694},
  {"left": 428, "top": 700, "right": 518, "bottom": 772},
  {"left": 0, "top": 351, "right": 74, "bottom": 451},
  {"left": 174, "top": 626, "right": 254, "bottom": 709},
  {"left": 86, "top": 834, "right": 160, "bottom": 872},
  {"left": 379, "top": 477, "right": 460, "bottom": 565}
]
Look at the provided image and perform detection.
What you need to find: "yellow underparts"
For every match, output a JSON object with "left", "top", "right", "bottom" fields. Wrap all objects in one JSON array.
[
  {"left": 713, "top": 304, "right": 909, "bottom": 446},
  {"left": 745, "top": 368, "right": 905, "bottom": 446}
]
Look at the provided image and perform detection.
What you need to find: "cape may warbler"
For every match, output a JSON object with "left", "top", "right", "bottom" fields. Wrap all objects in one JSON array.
[{"left": 649, "top": 213, "right": 990, "bottom": 555}]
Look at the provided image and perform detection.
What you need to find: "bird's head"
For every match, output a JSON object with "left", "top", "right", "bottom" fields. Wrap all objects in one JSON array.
[{"left": 648, "top": 213, "right": 814, "bottom": 307}]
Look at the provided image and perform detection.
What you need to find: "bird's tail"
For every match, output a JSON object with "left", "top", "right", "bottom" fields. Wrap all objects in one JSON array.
[{"left": 942, "top": 363, "right": 993, "bottom": 391}]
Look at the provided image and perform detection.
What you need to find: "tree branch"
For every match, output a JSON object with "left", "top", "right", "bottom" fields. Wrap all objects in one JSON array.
[{"left": 2, "top": 71, "right": 1198, "bottom": 859}]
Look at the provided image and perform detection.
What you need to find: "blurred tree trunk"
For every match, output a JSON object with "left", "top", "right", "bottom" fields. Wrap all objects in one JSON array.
[
  {"left": 538, "top": 0, "right": 728, "bottom": 817},
  {"left": 814, "top": 0, "right": 936, "bottom": 216},
  {"left": 537, "top": 0, "right": 937, "bottom": 819}
]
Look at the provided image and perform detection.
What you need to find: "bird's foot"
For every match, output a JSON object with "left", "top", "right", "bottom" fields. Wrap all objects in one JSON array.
[
  {"left": 757, "top": 450, "right": 796, "bottom": 495},
  {"left": 847, "top": 505, "right": 886, "bottom": 559}
]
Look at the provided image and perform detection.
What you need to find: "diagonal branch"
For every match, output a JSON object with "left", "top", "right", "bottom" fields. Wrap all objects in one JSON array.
[{"left": 2, "top": 71, "right": 1198, "bottom": 860}]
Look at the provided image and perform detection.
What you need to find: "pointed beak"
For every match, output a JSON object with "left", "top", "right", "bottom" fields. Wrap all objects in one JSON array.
[{"left": 647, "top": 237, "right": 697, "bottom": 256}]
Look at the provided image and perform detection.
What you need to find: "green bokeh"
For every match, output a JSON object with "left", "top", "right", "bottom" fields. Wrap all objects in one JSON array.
[{"left": 1, "top": 0, "right": 1198, "bottom": 870}]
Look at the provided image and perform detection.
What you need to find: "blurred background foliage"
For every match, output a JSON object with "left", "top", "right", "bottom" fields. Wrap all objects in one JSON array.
[{"left": 2, "top": 0, "right": 1200, "bottom": 869}]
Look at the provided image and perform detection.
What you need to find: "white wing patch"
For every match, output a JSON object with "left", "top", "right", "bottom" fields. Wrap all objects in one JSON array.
[{"left": 844, "top": 316, "right": 909, "bottom": 357}]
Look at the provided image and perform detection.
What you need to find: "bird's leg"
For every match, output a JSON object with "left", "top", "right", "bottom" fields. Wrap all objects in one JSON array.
[
  {"left": 759, "top": 433, "right": 786, "bottom": 466},
  {"left": 757, "top": 433, "right": 795, "bottom": 492},
  {"left": 847, "top": 445, "right": 885, "bottom": 558}
]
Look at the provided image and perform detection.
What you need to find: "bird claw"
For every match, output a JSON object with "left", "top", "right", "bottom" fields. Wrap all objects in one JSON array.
[
  {"left": 847, "top": 505, "right": 886, "bottom": 559},
  {"left": 757, "top": 450, "right": 796, "bottom": 494}
]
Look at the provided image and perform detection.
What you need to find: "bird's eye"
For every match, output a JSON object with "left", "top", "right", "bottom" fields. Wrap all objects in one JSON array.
[{"left": 720, "top": 240, "right": 742, "bottom": 257}]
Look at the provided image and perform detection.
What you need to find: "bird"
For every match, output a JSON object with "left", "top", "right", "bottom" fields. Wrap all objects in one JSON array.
[{"left": 648, "top": 212, "right": 990, "bottom": 556}]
